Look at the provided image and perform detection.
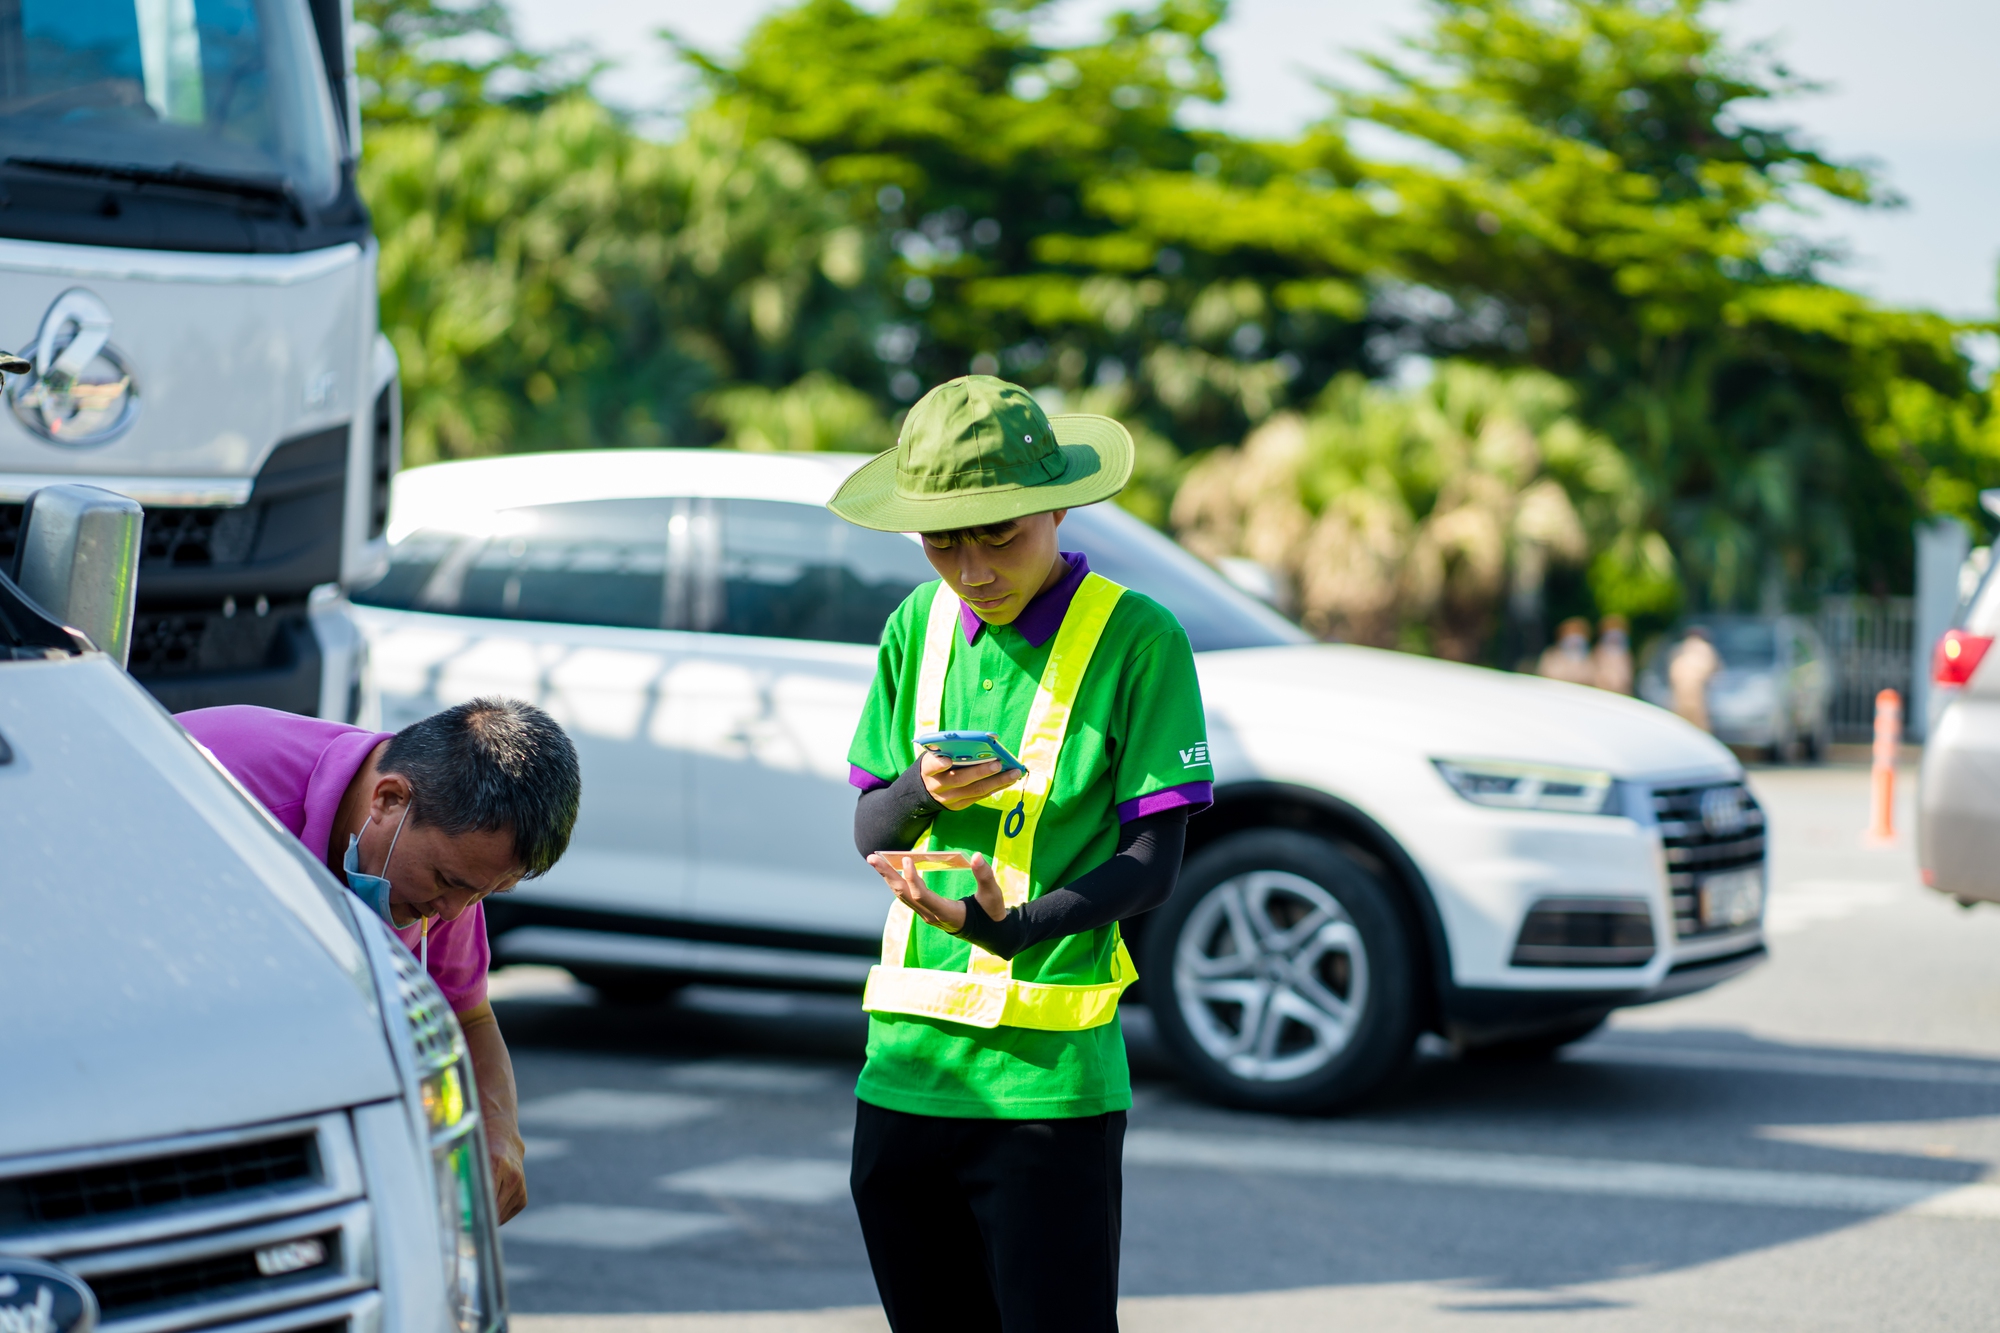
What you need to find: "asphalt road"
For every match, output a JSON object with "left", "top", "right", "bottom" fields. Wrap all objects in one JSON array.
[{"left": 491, "top": 765, "right": 2000, "bottom": 1331}]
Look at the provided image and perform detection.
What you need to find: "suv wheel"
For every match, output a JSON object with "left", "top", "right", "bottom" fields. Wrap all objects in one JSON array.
[{"left": 1142, "top": 829, "right": 1419, "bottom": 1113}]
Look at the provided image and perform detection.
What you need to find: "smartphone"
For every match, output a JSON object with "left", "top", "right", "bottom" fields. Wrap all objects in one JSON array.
[
  {"left": 871, "top": 850, "right": 975, "bottom": 870},
  {"left": 914, "top": 730, "right": 1026, "bottom": 773}
]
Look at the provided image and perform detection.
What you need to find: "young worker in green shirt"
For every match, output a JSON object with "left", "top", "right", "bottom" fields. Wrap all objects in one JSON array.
[{"left": 831, "top": 376, "right": 1214, "bottom": 1333}]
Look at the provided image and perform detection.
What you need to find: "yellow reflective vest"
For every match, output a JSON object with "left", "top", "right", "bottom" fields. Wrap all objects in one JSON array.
[{"left": 861, "top": 572, "right": 1138, "bottom": 1031}]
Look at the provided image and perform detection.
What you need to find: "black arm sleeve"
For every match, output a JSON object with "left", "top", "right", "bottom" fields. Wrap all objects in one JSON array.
[
  {"left": 953, "top": 808, "right": 1188, "bottom": 961},
  {"left": 853, "top": 762, "right": 943, "bottom": 858}
]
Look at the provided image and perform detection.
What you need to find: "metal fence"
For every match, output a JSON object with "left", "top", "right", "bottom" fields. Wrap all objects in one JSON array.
[{"left": 1815, "top": 595, "right": 1915, "bottom": 742}]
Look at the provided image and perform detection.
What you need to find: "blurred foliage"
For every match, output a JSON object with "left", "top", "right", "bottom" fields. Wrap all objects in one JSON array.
[
  {"left": 357, "top": 0, "right": 2000, "bottom": 659},
  {"left": 694, "top": 0, "right": 1374, "bottom": 457},
  {"left": 1330, "top": 0, "right": 2000, "bottom": 609},
  {"left": 704, "top": 372, "right": 893, "bottom": 453},
  {"left": 357, "top": 0, "right": 883, "bottom": 464},
  {"left": 1174, "top": 363, "right": 1644, "bottom": 659}
]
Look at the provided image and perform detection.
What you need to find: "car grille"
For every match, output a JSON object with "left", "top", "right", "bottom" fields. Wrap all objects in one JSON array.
[
  {"left": 1653, "top": 781, "right": 1767, "bottom": 938},
  {"left": 0, "top": 1115, "right": 378, "bottom": 1333}
]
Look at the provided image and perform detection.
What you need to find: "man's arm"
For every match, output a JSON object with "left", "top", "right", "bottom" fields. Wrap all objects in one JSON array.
[{"left": 455, "top": 1001, "right": 526, "bottom": 1224}]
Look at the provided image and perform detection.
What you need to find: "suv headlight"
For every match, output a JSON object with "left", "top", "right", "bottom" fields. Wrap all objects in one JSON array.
[
  {"left": 1433, "top": 758, "right": 1616, "bottom": 815},
  {"left": 385, "top": 936, "right": 505, "bottom": 1333}
]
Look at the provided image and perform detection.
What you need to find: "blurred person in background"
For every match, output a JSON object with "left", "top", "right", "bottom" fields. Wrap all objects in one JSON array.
[
  {"left": 1593, "top": 614, "right": 1634, "bottom": 695},
  {"left": 1668, "top": 626, "right": 1721, "bottom": 732},
  {"left": 1537, "top": 617, "right": 1596, "bottom": 685}
]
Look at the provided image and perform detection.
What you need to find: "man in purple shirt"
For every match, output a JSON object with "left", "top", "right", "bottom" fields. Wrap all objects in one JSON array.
[{"left": 181, "top": 696, "right": 581, "bottom": 1224}]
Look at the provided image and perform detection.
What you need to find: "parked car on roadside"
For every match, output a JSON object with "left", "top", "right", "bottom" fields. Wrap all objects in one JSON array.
[
  {"left": 1637, "top": 615, "right": 1833, "bottom": 760},
  {"left": 354, "top": 449, "right": 1769, "bottom": 1112},
  {"left": 1920, "top": 546, "right": 2000, "bottom": 905},
  {"left": 4, "top": 494, "right": 505, "bottom": 1333}
]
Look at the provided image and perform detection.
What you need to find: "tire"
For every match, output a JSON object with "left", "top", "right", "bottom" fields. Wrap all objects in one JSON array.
[
  {"left": 1141, "top": 829, "right": 1420, "bottom": 1113},
  {"left": 1457, "top": 1015, "right": 1607, "bottom": 1063},
  {"left": 571, "top": 967, "right": 686, "bottom": 1007}
]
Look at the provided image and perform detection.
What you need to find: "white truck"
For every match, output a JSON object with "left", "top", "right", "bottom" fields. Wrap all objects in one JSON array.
[
  {"left": 2, "top": 487, "right": 502, "bottom": 1333},
  {"left": 0, "top": 0, "right": 395, "bottom": 721}
]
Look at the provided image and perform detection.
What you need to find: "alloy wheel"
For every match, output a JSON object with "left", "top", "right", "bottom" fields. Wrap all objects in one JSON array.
[{"left": 1172, "top": 870, "right": 1370, "bottom": 1084}]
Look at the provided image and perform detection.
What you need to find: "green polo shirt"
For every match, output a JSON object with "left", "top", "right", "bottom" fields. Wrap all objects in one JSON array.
[{"left": 847, "top": 553, "right": 1213, "bottom": 1118}]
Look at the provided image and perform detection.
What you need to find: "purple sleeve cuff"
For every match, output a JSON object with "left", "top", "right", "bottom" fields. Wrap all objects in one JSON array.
[
  {"left": 850, "top": 764, "right": 893, "bottom": 794},
  {"left": 1117, "top": 781, "right": 1213, "bottom": 823}
]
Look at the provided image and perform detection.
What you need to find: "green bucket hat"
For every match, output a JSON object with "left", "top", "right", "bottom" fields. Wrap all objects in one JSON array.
[{"left": 828, "top": 375, "right": 1133, "bottom": 532}]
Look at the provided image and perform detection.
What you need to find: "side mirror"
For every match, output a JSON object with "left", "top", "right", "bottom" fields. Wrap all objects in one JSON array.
[{"left": 12, "top": 484, "right": 143, "bottom": 667}]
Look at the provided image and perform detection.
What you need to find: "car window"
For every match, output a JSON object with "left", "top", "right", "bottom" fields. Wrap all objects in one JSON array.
[
  {"left": 1058, "top": 504, "right": 1308, "bottom": 652},
  {"left": 707, "top": 499, "right": 936, "bottom": 645},
  {"left": 354, "top": 498, "right": 675, "bottom": 631}
]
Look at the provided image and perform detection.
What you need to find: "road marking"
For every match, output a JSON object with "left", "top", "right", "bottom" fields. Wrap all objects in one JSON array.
[
  {"left": 1123, "top": 1129, "right": 2000, "bottom": 1220},
  {"left": 1565, "top": 1042, "right": 2000, "bottom": 1086},
  {"left": 659, "top": 1157, "right": 852, "bottom": 1204},
  {"left": 504, "top": 1204, "right": 738, "bottom": 1250},
  {"left": 663, "top": 1061, "right": 834, "bottom": 1093},
  {"left": 519, "top": 1089, "right": 720, "bottom": 1131},
  {"left": 520, "top": 1136, "right": 570, "bottom": 1162}
]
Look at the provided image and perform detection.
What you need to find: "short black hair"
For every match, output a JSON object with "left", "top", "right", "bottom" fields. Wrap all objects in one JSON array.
[{"left": 381, "top": 697, "right": 580, "bottom": 878}]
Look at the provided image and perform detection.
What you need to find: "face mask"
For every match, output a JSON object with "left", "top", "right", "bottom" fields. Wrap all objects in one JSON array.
[{"left": 344, "top": 806, "right": 412, "bottom": 926}]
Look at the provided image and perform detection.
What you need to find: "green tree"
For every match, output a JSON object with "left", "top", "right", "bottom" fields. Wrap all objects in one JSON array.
[
  {"left": 1334, "top": 0, "right": 1995, "bottom": 606},
  {"left": 357, "top": 1, "right": 888, "bottom": 463},
  {"left": 695, "top": 0, "right": 1377, "bottom": 459}
]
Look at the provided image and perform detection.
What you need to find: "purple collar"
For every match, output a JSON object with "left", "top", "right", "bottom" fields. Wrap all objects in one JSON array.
[{"left": 959, "top": 551, "right": 1089, "bottom": 648}]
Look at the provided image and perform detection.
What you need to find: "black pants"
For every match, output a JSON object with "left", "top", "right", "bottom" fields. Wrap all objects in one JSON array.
[{"left": 850, "top": 1100, "right": 1125, "bottom": 1333}]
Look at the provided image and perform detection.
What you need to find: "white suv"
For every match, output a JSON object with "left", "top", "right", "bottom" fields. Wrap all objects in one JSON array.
[{"left": 354, "top": 449, "right": 1767, "bottom": 1112}]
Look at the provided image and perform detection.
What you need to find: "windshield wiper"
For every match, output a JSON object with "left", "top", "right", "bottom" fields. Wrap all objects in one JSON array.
[{"left": 2, "top": 156, "right": 305, "bottom": 221}]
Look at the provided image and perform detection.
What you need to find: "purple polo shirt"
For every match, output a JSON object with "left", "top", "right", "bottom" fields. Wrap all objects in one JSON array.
[
  {"left": 179, "top": 706, "right": 491, "bottom": 1013},
  {"left": 850, "top": 551, "right": 1214, "bottom": 821}
]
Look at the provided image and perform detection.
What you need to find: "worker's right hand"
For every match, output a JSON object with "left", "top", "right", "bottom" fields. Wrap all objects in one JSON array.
[{"left": 920, "top": 749, "right": 1024, "bottom": 811}]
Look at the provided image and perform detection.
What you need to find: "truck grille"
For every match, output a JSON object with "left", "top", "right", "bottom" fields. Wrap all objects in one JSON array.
[
  {"left": 1653, "top": 781, "right": 1767, "bottom": 938},
  {"left": 0, "top": 1135, "right": 314, "bottom": 1227},
  {"left": 0, "top": 1115, "right": 377, "bottom": 1333}
]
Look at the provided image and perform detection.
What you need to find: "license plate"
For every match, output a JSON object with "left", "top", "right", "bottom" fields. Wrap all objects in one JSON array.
[{"left": 1700, "top": 867, "right": 1765, "bottom": 929}]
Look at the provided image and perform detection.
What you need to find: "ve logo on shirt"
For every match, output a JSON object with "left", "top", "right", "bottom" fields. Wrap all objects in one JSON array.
[{"left": 1179, "top": 743, "right": 1210, "bottom": 768}]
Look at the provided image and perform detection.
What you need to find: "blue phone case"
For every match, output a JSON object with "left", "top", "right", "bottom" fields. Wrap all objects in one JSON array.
[{"left": 915, "top": 730, "right": 1026, "bottom": 772}]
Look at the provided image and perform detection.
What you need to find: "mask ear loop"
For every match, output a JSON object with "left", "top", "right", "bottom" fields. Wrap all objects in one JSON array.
[{"left": 376, "top": 801, "right": 416, "bottom": 952}]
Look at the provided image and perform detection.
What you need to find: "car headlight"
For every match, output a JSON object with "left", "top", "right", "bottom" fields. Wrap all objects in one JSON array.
[
  {"left": 1433, "top": 758, "right": 1616, "bottom": 815},
  {"left": 385, "top": 937, "right": 505, "bottom": 1333}
]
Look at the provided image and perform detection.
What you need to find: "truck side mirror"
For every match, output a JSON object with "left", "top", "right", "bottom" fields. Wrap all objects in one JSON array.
[{"left": 12, "top": 484, "right": 143, "bottom": 667}]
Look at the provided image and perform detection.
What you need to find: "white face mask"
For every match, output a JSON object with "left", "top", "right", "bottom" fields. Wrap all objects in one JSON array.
[{"left": 342, "top": 805, "right": 412, "bottom": 926}]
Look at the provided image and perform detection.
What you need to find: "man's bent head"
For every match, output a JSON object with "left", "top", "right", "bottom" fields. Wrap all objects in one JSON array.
[{"left": 358, "top": 698, "right": 580, "bottom": 923}]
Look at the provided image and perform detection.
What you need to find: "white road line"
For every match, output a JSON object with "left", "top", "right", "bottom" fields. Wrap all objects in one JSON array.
[
  {"left": 504, "top": 1204, "right": 738, "bottom": 1250},
  {"left": 659, "top": 1157, "right": 852, "bottom": 1204},
  {"left": 1566, "top": 1043, "right": 2000, "bottom": 1086},
  {"left": 520, "top": 1136, "right": 570, "bottom": 1162},
  {"left": 1123, "top": 1129, "right": 2000, "bottom": 1220},
  {"left": 519, "top": 1089, "right": 720, "bottom": 1131}
]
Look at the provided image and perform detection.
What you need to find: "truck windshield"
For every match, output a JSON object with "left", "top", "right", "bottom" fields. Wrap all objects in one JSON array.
[{"left": 0, "top": 0, "right": 343, "bottom": 205}]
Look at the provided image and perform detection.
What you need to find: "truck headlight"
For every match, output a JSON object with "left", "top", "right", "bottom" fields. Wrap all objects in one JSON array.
[
  {"left": 386, "top": 940, "right": 504, "bottom": 1333},
  {"left": 1433, "top": 758, "right": 1616, "bottom": 815}
]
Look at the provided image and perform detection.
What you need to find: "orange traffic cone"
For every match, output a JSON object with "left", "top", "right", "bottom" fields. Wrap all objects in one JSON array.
[{"left": 1865, "top": 689, "right": 1900, "bottom": 846}]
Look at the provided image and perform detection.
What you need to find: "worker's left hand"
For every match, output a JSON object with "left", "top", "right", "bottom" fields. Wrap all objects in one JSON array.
[
  {"left": 488, "top": 1128, "right": 527, "bottom": 1224},
  {"left": 867, "top": 851, "right": 1006, "bottom": 935}
]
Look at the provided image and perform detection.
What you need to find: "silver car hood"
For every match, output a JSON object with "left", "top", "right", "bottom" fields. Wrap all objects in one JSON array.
[
  {"left": 0, "top": 657, "right": 397, "bottom": 1158},
  {"left": 1199, "top": 644, "right": 1741, "bottom": 783}
]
